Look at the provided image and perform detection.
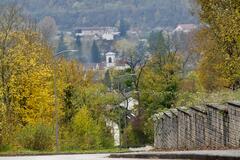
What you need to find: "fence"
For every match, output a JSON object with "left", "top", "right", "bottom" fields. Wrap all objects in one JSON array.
[{"left": 154, "top": 102, "right": 240, "bottom": 150}]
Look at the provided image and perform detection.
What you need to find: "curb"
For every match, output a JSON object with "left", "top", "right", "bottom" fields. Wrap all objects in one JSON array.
[{"left": 110, "top": 151, "right": 240, "bottom": 160}]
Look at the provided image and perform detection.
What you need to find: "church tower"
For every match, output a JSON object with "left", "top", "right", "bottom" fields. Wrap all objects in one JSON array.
[{"left": 106, "top": 52, "right": 116, "bottom": 68}]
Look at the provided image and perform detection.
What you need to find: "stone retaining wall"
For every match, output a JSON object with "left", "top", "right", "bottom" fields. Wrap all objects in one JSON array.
[{"left": 154, "top": 101, "right": 240, "bottom": 150}]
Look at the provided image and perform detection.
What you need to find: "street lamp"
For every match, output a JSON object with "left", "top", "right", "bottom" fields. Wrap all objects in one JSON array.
[{"left": 53, "top": 49, "right": 79, "bottom": 152}]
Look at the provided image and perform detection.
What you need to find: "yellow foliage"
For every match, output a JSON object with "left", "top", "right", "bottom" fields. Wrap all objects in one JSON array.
[
  {"left": 196, "top": 0, "right": 240, "bottom": 90},
  {"left": 0, "top": 31, "right": 55, "bottom": 125}
]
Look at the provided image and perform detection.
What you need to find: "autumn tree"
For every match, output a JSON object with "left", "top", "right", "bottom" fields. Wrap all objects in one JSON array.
[
  {"left": 55, "top": 59, "right": 118, "bottom": 149},
  {"left": 0, "top": 5, "right": 28, "bottom": 144},
  {"left": 0, "top": 4, "right": 24, "bottom": 126},
  {"left": 172, "top": 30, "right": 199, "bottom": 77},
  {"left": 115, "top": 39, "right": 136, "bottom": 56},
  {"left": 0, "top": 5, "right": 56, "bottom": 147},
  {"left": 195, "top": 0, "right": 240, "bottom": 90},
  {"left": 38, "top": 16, "right": 58, "bottom": 45},
  {"left": 0, "top": 4, "right": 117, "bottom": 151}
]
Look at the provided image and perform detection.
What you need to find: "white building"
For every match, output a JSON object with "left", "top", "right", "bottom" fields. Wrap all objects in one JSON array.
[
  {"left": 105, "top": 52, "right": 130, "bottom": 70},
  {"left": 119, "top": 97, "right": 139, "bottom": 111},
  {"left": 105, "top": 97, "right": 138, "bottom": 146},
  {"left": 174, "top": 24, "right": 197, "bottom": 33},
  {"left": 105, "top": 52, "right": 116, "bottom": 68},
  {"left": 102, "top": 33, "right": 114, "bottom": 41},
  {"left": 106, "top": 119, "right": 120, "bottom": 146},
  {"left": 75, "top": 27, "right": 118, "bottom": 39}
]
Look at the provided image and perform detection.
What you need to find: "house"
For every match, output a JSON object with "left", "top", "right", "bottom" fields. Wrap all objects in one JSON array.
[
  {"left": 83, "top": 63, "right": 105, "bottom": 71},
  {"left": 174, "top": 24, "right": 197, "bottom": 33},
  {"left": 106, "top": 118, "right": 120, "bottom": 146},
  {"left": 75, "top": 27, "right": 118, "bottom": 38},
  {"left": 109, "top": 97, "right": 138, "bottom": 146},
  {"left": 102, "top": 33, "right": 114, "bottom": 41},
  {"left": 119, "top": 97, "right": 139, "bottom": 111}
]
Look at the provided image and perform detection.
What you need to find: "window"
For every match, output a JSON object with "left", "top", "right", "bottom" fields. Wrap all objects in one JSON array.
[{"left": 108, "top": 57, "right": 112, "bottom": 63}]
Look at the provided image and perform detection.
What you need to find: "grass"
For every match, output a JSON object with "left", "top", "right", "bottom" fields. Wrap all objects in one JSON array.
[
  {"left": 0, "top": 148, "right": 129, "bottom": 156},
  {"left": 177, "top": 88, "right": 240, "bottom": 108},
  {"left": 61, "top": 148, "right": 129, "bottom": 154}
]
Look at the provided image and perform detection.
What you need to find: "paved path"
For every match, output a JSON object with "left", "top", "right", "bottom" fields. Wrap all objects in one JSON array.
[
  {"left": 110, "top": 150, "right": 240, "bottom": 160},
  {"left": 0, "top": 154, "right": 170, "bottom": 160}
]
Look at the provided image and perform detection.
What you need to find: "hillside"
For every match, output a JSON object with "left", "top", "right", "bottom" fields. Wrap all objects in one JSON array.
[{"left": 1, "top": 0, "right": 198, "bottom": 30}]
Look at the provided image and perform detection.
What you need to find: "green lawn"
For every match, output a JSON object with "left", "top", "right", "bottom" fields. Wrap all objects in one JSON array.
[{"left": 0, "top": 148, "right": 129, "bottom": 156}]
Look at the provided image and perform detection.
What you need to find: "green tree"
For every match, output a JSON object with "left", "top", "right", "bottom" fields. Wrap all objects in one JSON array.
[
  {"left": 148, "top": 31, "right": 168, "bottom": 54},
  {"left": 91, "top": 40, "right": 101, "bottom": 63},
  {"left": 17, "top": 124, "right": 54, "bottom": 151},
  {"left": 62, "top": 86, "right": 77, "bottom": 124},
  {"left": 74, "top": 34, "right": 83, "bottom": 62},
  {"left": 71, "top": 106, "right": 113, "bottom": 150},
  {"left": 57, "top": 32, "right": 68, "bottom": 52},
  {"left": 141, "top": 52, "right": 181, "bottom": 116},
  {"left": 119, "top": 18, "right": 130, "bottom": 37},
  {"left": 104, "top": 69, "right": 112, "bottom": 90},
  {"left": 136, "top": 52, "right": 181, "bottom": 145}
]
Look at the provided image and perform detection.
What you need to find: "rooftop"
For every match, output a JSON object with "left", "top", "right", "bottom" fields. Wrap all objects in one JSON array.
[{"left": 174, "top": 24, "right": 197, "bottom": 32}]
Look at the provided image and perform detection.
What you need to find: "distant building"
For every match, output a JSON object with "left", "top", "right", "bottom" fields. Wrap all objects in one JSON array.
[
  {"left": 105, "top": 97, "right": 138, "bottom": 146},
  {"left": 120, "top": 97, "right": 139, "bottom": 111},
  {"left": 105, "top": 52, "right": 129, "bottom": 70},
  {"left": 74, "top": 27, "right": 119, "bottom": 40},
  {"left": 102, "top": 33, "right": 114, "bottom": 41},
  {"left": 174, "top": 24, "right": 197, "bottom": 33},
  {"left": 106, "top": 119, "right": 120, "bottom": 146},
  {"left": 93, "top": 34, "right": 101, "bottom": 40},
  {"left": 83, "top": 63, "right": 105, "bottom": 71},
  {"left": 106, "top": 52, "right": 116, "bottom": 68},
  {"left": 82, "top": 51, "right": 129, "bottom": 71}
]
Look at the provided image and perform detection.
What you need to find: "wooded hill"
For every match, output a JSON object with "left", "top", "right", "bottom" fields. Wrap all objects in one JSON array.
[{"left": 1, "top": 0, "right": 198, "bottom": 30}]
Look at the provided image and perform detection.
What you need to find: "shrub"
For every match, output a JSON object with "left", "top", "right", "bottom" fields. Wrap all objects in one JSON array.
[
  {"left": 69, "top": 106, "right": 114, "bottom": 150},
  {"left": 122, "top": 118, "right": 151, "bottom": 148},
  {"left": 17, "top": 124, "right": 53, "bottom": 151},
  {"left": 95, "top": 118, "right": 114, "bottom": 149},
  {"left": 0, "top": 144, "right": 10, "bottom": 152}
]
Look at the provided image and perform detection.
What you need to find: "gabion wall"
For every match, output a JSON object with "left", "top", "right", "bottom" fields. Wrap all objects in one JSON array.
[{"left": 154, "top": 102, "right": 240, "bottom": 150}]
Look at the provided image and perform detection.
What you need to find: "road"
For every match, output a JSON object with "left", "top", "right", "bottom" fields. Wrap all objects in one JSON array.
[
  {"left": 111, "top": 150, "right": 240, "bottom": 160},
  {"left": 0, "top": 154, "right": 172, "bottom": 160}
]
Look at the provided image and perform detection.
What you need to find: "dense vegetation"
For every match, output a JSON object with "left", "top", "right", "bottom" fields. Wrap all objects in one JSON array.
[
  {"left": 0, "top": 0, "right": 197, "bottom": 30},
  {"left": 0, "top": 5, "right": 117, "bottom": 152}
]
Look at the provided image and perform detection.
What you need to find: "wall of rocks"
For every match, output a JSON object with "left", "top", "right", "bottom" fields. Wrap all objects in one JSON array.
[{"left": 154, "top": 102, "right": 240, "bottom": 150}]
